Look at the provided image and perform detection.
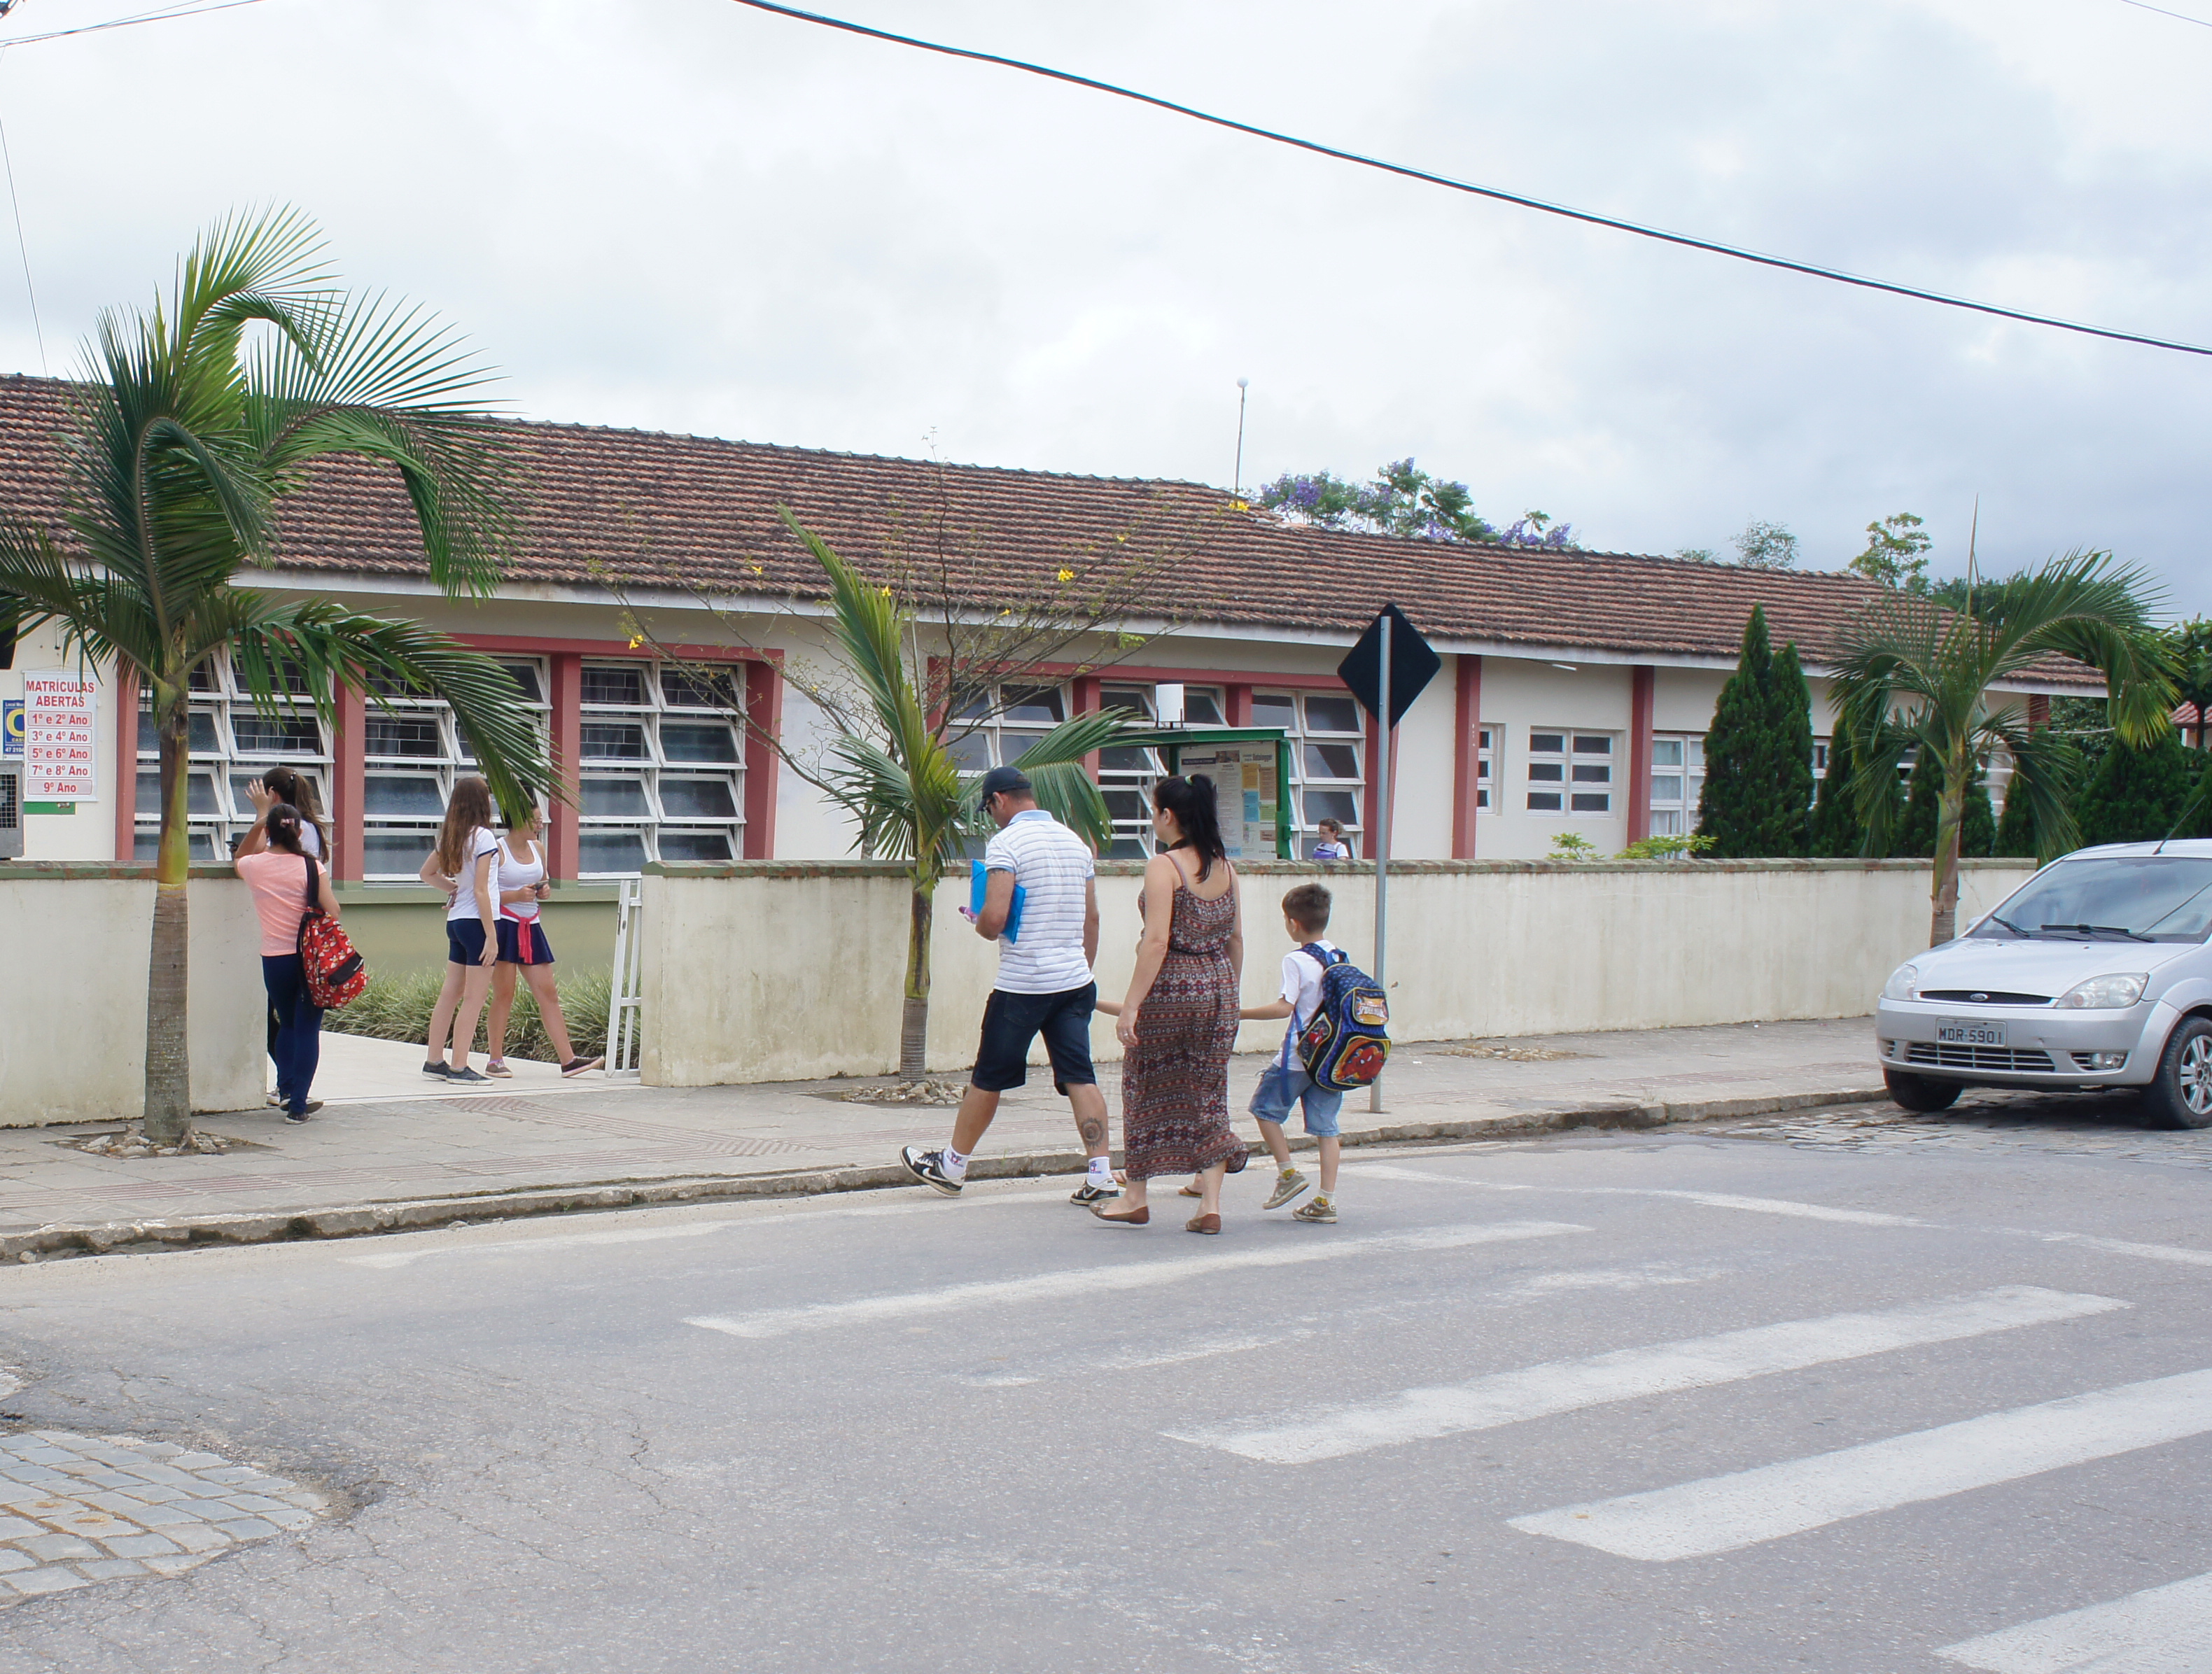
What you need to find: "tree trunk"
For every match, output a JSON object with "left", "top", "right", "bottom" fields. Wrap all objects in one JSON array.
[
  {"left": 1928, "top": 747, "right": 1967, "bottom": 948},
  {"left": 899, "top": 874, "right": 935, "bottom": 1080},
  {"left": 144, "top": 688, "right": 195, "bottom": 1141}
]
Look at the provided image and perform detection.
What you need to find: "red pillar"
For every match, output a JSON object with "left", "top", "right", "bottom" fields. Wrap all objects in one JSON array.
[
  {"left": 1224, "top": 684, "right": 1253, "bottom": 729},
  {"left": 743, "top": 658, "right": 783, "bottom": 859},
  {"left": 548, "top": 653, "right": 583, "bottom": 880},
  {"left": 2027, "top": 693, "right": 2051, "bottom": 731},
  {"left": 1450, "top": 655, "right": 1483, "bottom": 859},
  {"left": 113, "top": 666, "right": 139, "bottom": 862},
  {"left": 1072, "top": 673, "right": 1103, "bottom": 782},
  {"left": 332, "top": 682, "right": 365, "bottom": 882},
  {"left": 1628, "top": 665, "right": 1656, "bottom": 844}
]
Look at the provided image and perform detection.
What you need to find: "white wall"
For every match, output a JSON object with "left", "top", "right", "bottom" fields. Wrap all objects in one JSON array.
[
  {"left": 2, "top": 622, "right": 121, "bottom": 863},
  {"left": 640, "top": 858, "right": 2034, "bottom": 1087},
  {"left": 0, "top": 871, "right": 265, "bottom": 1125},
  {"left": 1475, "top": 660, "right": 1636, "bottom": 859},
  {"left": 1389, "top": 673, "right": 1455, "bottom": 861}
]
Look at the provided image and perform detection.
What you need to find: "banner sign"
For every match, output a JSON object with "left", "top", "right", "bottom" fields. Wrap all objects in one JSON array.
[
  {"left": 22, "top": 671, "right": 99, "bottom": 801},
  {"left": 1174, "top": 740, "right": 1280, "bottom": 859}
]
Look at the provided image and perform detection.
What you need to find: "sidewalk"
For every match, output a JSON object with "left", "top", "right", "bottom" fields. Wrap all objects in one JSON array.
[{"left": 0, "top": 1018, "right": 1889, "bottom": 1259}]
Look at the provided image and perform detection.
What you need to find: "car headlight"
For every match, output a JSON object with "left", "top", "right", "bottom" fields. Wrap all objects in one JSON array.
[
  {"left": 1882, "top": 963, "right": 1920, "bottom": 1001},
  {"left": 2055, "top": 973, "right": 2148, "bottom": 1010}
]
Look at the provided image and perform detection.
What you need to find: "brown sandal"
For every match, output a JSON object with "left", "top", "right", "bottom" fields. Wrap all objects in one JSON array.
[
  {"left": 1185, "top": 1213, "right": 1222, "bottom": 1235},
  {"left": 1092, "top": 1205, "right": 1149, "bottom": 1225},
  {"left": 1177, "top": 1183, "right": 1203, "bottom": 1197}
]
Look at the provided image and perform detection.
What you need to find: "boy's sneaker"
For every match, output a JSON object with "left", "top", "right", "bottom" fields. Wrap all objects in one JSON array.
[
  {"left": 284, "top": 1102, "right": 323, "bottom": 1124},
  {"left": 483, "top": 1059, "right": 513, "bottom": 1078},
  {"left": 1292, "top": 1195, "right": 1337, "bottom": 1224},
  {"left": 901, "top": 1146, "right": 962, "bottom": 1197},
  {"left": 421, "top": 1061, "right": 452, "bottom": 1079},
  {"left": 1068, "top": 1178, "right": 1121, "bottom": 1206},
  {"left": 1263, "top": 1167, "right": 1312, "bottom": 1211}
]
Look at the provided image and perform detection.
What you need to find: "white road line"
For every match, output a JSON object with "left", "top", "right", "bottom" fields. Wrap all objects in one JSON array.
[
  {"left": 1353, "top": 1162, "right": 1926, "bottom": 1225},
  {"left": 1510, "top": 1367, "right": 2212, "bottom": 1561},
  {"left": 1935, "top": 1568, "right": 2212, "bottom": 1672},
  {"left": 685, "top": 1221, "right": 1586, "bottom": 1339},
  {"left": 1175, "top": 1286, "right": 2127, "bottom": 1465},
  {"left": 2031, "top": 1231, "right": 2212, "bottom": 1269}
]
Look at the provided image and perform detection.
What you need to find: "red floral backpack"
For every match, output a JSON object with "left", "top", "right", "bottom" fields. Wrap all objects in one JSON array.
[{"left": 298, "top": 857, "right": 368, "bottom": 1010}]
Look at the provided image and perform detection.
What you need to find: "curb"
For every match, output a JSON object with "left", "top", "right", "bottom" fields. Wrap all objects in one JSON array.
[{"left": 1, "top": 1084, "right": 1889, "bottom": 1263}]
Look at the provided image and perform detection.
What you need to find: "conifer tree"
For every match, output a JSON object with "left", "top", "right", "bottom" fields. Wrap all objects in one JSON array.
[
  {"left": 1993, "top": 771, "right": 2038, "bottom": 857},
  {"left": 2075, "top": 735, "right": 2212, "bottom": 846},
  {"left": 1897, "top": 752, "right": 1995, "bottom": 859},
  {"left": 1698, "top": 607, "right": 1813, "bottom": 856},
  {"left": 1809, "top": 726, "right": 1881, "bottom": 856}
]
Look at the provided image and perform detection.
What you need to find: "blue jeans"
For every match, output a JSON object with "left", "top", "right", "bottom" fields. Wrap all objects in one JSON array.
[
  {"left": 1250, "top": 1052, "right": 1343, "bottom": 1137},
  {"left": 261, "top": 955, "right": 324, "bottom": 1115}
]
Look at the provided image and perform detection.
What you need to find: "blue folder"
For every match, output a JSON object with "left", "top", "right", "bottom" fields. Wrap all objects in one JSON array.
[{"left": 971, "top": 861, "right": 1026, "bottom": 943}]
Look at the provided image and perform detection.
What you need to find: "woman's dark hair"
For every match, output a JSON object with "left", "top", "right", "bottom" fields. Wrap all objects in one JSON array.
[
  {"left": 262, "top": 803, "right": 308, "bottom": 858},
  {"left": 1154, "top": 774, "right": 1228, "bottom": 879},
  {"left": 261, "top": 766, "right": 331, "bottom": 860}
]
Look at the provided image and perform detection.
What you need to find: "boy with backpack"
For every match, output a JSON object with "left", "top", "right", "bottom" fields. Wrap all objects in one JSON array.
[{"left": 1240, "top": 881, "right": 1380, "bottom": 1223}]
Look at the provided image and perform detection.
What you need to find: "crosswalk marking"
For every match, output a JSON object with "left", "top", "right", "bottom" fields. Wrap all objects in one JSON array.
[
  {"left": 2030, "top": 1230, "right": 2212, "bottom": 1270},
  {"left": 1510, "top": 1367, "right": 2212, "bottom": 1561},
  {"left": 1173, "top": 1286, "right": 2127, "bottom": 1465},
  {"left": 685, "top": 1220, "right": 1586, "bottom": 1339},
  {"left": 1935, "top": 1569, "right": 2212, "bottom": 1671},
  {"left": 1352, "top": 1164, "right": 1926, "bottom": 1226}
]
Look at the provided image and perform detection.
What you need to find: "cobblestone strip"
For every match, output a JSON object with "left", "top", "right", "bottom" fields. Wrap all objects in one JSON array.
[{"left": 0, "top": 1430, "right": 325, "bottom": 1601}]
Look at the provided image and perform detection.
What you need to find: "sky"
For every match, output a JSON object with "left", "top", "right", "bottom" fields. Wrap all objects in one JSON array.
[{"left": 0, "top": 0, "right": 2206, "bottom": 610}]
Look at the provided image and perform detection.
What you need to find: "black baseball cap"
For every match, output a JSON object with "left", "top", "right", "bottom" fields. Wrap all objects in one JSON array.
[{"left": 977, "top": 766, "right": 1032, "bottom": 801}]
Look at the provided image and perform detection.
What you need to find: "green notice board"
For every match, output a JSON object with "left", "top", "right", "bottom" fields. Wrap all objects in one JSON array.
[{"left": 1117, "top": 727, "right": 1293, "bottom": 860}]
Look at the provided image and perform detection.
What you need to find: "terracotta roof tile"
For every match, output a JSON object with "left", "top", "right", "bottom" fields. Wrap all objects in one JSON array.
[{"left": 0, "top": 374, "right": 2102, "bottom": 686}]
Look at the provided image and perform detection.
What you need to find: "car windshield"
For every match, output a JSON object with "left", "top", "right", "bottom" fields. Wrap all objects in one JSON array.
[{"left": 1972, "top": 856, "right": 2212, "bottom": 943}]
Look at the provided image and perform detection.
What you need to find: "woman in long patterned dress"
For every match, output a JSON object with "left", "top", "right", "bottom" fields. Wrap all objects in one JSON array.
[{"left": 1093, "top": 775, "right": 1246, "bottom": 1233}]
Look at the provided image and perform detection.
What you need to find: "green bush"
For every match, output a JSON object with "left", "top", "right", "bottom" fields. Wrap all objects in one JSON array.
[
  {"left": 1896, "top": 750, "right": 1994, "bottom": 859},
  {"left": 324, "top": 966, "right": 619, "bottom": 1062},
  {"left": 1698, "top": 607, "right": 1813, "bottom": 857},
  {"left": 2075, "top": 734, "right": 2212, "bottom": 847}
]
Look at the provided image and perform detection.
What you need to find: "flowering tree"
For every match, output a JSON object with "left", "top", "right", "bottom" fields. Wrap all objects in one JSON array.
[{"left": 1255, "top": 458, "right": 1575, "bottom": 549}]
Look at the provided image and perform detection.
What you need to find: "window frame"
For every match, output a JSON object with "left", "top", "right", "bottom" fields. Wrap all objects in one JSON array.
[{"left": 1526, "top": 728, "right": 1618, "bottom": 818}]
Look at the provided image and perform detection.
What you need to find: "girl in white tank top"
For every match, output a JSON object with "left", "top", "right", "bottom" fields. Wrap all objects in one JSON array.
[{"left": 483, "top": 802, "right": 603, "bottom": 1080}]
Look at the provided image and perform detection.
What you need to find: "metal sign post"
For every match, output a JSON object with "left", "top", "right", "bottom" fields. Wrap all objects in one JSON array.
[{"left": 1336, "top": 605, "right": 1441, "bottom": 1114}]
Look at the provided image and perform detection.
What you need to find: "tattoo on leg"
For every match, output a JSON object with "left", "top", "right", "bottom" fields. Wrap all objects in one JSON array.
[{"left": 1079, "top": 1116, "right": 1105, "bottom": 1147}]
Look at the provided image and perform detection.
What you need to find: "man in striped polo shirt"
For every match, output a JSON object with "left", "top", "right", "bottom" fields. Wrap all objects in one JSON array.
[{"left": 902, "top": 766, "right": 1119, "bottom": 1204}]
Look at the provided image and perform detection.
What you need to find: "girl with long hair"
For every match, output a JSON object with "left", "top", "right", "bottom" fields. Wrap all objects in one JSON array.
[
  {"left": 234, "top": 802, "right": 342, "bottom": 1120},
  {"left": 418, "top": 775, "right": 501, "bottom": 1083},
  {"left": 1093, "top": 774, "right": 1248, "bottom": 1233},
  {"left": 246, "top": 766, "right": 332, "bottom": 864},
  {"left": 482, "top": 794, "right": 603, "bottom": 1079}
]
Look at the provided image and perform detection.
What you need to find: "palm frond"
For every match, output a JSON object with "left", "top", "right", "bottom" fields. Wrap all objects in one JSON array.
[{"left": 1982, "top": 718, "right": 2082, "bottom": 864}]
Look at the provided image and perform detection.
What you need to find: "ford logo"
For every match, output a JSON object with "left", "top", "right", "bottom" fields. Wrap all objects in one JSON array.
[{"left": 1970, "top": 992, "right": 1989, "bottom": 1002}]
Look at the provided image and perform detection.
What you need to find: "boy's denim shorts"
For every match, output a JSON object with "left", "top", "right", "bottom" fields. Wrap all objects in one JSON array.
[{"left": 1250, "top": 1055, "right": 1344, "bottom": 1137}]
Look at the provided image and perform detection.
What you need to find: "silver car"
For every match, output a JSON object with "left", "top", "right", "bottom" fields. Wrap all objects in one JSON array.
[{"left": 1874, "top": 840, "right": 2212, "bottom": 1129}]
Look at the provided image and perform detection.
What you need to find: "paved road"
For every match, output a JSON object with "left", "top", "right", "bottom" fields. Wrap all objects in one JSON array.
[{"left": 0, "top": 1107, "right": 2209, "bottom": 1672}]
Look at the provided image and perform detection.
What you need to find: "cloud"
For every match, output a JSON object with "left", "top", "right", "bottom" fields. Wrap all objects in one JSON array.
[{"left": 1, "top": 0, "right": 2205, "bottom": 607}]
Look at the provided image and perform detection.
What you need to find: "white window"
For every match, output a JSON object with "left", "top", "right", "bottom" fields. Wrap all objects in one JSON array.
[
  {"left": 1088, "top": 682, "right": 1228, "bottom": 857},
  {"left": 360, "top": 659, "right": 552, "bottom": 880},
  {"left": 1252, "top": 689, "right": 1364, "bottom": 857},
  {"left": 575, "top": 663, "right": 746, "bottom": 875},
  {"left": 945, "top": 682, "right": 1070, "bottom": 777},
  {"left": 1648, "top": 733, "right": 1706, "bottom": 836},
  {"left": 1527, "top": 729, "right": 1615, "bottom": 816},
  {"left": 1476, "top": 724, "right": 1495, "bottom": 811},
  {"left": 136, "top": 656, "right": 332, "bottom": 863}
]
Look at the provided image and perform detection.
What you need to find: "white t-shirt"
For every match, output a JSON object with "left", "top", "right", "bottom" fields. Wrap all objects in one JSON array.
[
  {"left": 299, "top": 824, "right": 323, "bottom": 860},
  {"left": 1278, "top": 939, "right": 1341, "bottom": 1058},
  {"left": 446, "top": 827, "right": 502, "bottom": 923},
  {"left": 983, "top": 809, "right": 1096, "bottom": 995}
]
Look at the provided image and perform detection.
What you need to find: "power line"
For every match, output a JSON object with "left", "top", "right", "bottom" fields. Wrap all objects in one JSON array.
[
  {"left": 0, "top": 49, "right": 45, "bottom": 374},
  {"left": 2114, "top": 0, "right": 2212, "bottom": 29},
  {"left": 726, "top": 0, "right": 2212, "bottom": 361},
  {"left": 0, "top": 0, "right": 268, "bottom": 50}
]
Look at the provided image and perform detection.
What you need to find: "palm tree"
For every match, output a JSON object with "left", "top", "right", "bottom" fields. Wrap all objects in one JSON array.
[
  {"left": 784, "top": 512, "right": 1131, "bottom": 1078},
  {"left": 0, "top": 209, "right": 551, "bottom": 1140},
  {"left": 1831, "top": 550, "right": 2175, "bottom": 946}
]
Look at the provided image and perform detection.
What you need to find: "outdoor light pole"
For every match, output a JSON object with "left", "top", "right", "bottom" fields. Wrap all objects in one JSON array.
[
  {"left": 1233, "top": 377, "right": 1249, "bottom": 498},
  {"left": 1368, "top": 617, "right": 1391, "bottom": 1113}
]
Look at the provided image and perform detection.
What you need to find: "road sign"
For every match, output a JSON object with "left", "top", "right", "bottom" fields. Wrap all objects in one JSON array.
[{"left": 1336, "top": 605, "right": 1439, "bottom": 728}]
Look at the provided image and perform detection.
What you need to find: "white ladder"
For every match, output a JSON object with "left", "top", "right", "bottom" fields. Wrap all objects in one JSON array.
[{"left": 605, "top": 875, "right": 645, "bottom": 1080}]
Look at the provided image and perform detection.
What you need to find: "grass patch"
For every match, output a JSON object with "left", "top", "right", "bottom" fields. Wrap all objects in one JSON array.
[{"left": 324, "top": 966, "right": 620, "bottom": 1062}]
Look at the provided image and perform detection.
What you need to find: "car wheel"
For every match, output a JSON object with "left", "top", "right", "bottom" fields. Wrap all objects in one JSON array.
[
  {"left": 2141, "top": 1015, "right": 2212, "bottom": 1131},
  {"left": 1884, "top": 1069, "right": 1961, "bottom": 1113}
]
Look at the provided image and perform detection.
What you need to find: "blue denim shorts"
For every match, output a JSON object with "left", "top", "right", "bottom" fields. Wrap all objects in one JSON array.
[{"left": 1250, "top": 1054, "right": 1343, "bottom": 1137}]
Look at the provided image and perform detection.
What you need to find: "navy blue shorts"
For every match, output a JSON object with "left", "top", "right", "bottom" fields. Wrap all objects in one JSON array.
[
  {"left": 496, "top": 918, "right": 555, "bottom": 966},
  {"left": 972, "top": 983, "right": 1096, "bottom": 1094},
  {"left": 447, "top": 919, "right": 490, "bottom": 965}
]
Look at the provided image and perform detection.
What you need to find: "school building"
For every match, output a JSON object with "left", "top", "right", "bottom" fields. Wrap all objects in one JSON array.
[{"left": 0, "top": 372, "right": 2100, "bottom": 883}]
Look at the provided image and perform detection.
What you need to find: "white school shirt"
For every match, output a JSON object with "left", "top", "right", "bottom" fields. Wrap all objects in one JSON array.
[
  {"left": 1277, "top": 939, "right": 1342, "bottom": 1062},
  {"left": 445, "top": 827, "right": 502, "bottom": 923},
  {"left": 982, "top": 809, "right": 1096, "bottom": 994},
  {"left": 496, "top": 836, "right": 546, "bottom": 922}
]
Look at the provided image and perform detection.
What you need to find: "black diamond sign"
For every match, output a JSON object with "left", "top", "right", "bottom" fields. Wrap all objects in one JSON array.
[{"left": 1336, "top": 605, "right": 1441, "bottom": 729}]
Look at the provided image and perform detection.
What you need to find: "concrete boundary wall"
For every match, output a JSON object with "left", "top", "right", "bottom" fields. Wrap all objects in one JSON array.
[
  {"left": 0, "top": 866, "right": 265, "bottom": 1125},
  {"left": 640, "top": 858, "right": 2036, "bottom": 1087}
]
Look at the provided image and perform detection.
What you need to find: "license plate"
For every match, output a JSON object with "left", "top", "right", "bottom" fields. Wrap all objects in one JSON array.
[{"left": 1937, "top": 1019, "right": 2007, "bottom": 1047}]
